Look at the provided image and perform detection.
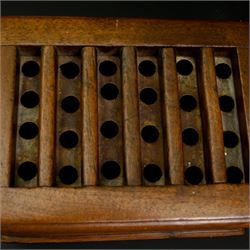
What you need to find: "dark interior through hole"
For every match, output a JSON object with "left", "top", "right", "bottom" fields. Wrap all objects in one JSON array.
[
  {"left": 99, "top": 60, "right": 117, "bottom": 76},
  {"left": 22, "top": 61, "right": 40, "bottom": 77},
  {"left": 101, "top": 161, "right": 121, "bottom": 180},
  {"left": 59, "top": 165, "right": 78, "bottom": 185},
  {"left": 20, "top": 91, "right": 39, "bottom": 108},
  {"left": 60, "top": 62, "right": 80, "bottom": 79},
  {"left": 223, "top": 131, "right": 239, "bottom": 148},
  {"left": 100, "top": 121, "right": 119, "bottom": 139},
  {"left": 182, "top": 128, "right": 199, "bottom": 146},
  {"left": 143, "top": 164, "right": 162, "bottom": 183},
  {"left": 185, "top": 166, "right": 203, "bottom": 185},
  {"left": 179, "top": 95, "right": 197, "bottom": 112},
  {"left": 17, "top": 161, "right": 37, "bottom": 181},
  {"left": 140, "top": 88, "right": 158, "bottom": 105},
  {"left": 100, "top": 83, "right": 119, "bottom": 100},
  {"left": 19, "top": 122, "right": 38, "bottom": 139},
  {"left": 59, "top": 130, "right": 79, "bottom": 148},
  {"left": 176, "top": 59, "right": 193, "bottom": 75},
  {"left": 61, "top": 96, "right": 80, "bottom": 113},
  {"left": 215, "top": 63, "right": 232, "bottom": 79},
  {"left": 138, "top": 60, "right": 156, "bottom": 77},
  {"left": 141, "top": 125, "right": 159, "bottom": 143},
  {"left": 226, "top": 166, "right": 243, "bottom": 184},
  {"left": 219, "top": 95, "right": 235, "bottom": 112}
]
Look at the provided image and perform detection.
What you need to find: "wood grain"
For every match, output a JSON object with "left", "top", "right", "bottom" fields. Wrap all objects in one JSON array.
[
  {"left": 1, "top": 185, "right": 249, "bottom": 234},
  {"left": 39, "top": 46, "right": 56, "bottom": 186},
  {"left": 232, "top": 48, "right": 249, "bottom": 182},
  {"left": 177, "top": 54, "right": 206, "bottom": 184},
  {"left": 0, "top": 46, "right": 16, "bottom": 187},
  {"left": 160, "top": 48, "right": 184, "bottom": 184},
  {"left": 122, "top": 47, "right": 141, "bottom": 185},
  {"left": 97, "top": 53, "right": 124, "bottom": 186},
  {"left": 197, "top": 48, "right": 226, "bottom": 183},
  {"left": 2, "top": 228, "right": 246, "bottom": 243},
  {"left": 14, "top": 55, "right": 40, "bottom": 187},
  {"left": 82, "top": 47, "right": 98, "bottom": 186},
  {"left": 137, "top": 54, "right": 165, "bottom": 185},
  {"left": 1, "top": 17, "right": 248, "bottom": 47}
]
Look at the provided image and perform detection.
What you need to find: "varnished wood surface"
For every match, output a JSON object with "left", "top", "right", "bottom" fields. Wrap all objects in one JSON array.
[
  {"left": 2, "top": 228, "right": 246, "bottom": 243},
  {"left": 39, "top": 46, "right": 56, "bottom": 186},
  {"left": 160, "top": 48, "right": 184, "bottom": 184},
  {"left": 122, "top": 47, "right": 141, "bottom": 185},
  {"left": 1, "top": 17, "right": 248, "bottom": 47},
  {"left": 2, "top": 185, "right": 249, "bottom": 242},
  {"left": 0, "top": 46, "right": 16, "bottom": 187},
  {"left": 2, "top": 185, "right": 249, "bottom": 224},
  {"left": 82, "top": 47, "right": 98, "bottom": 186}
]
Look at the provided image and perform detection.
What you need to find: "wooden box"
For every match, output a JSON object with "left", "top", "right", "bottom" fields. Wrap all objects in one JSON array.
[{"left": 0, "top": 17, "right": 249, "bottom": 242}]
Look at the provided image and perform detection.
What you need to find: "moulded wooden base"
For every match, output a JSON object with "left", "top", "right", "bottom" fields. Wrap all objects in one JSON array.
[{"left": 1, "top": 185, "right": 250, "bottom": 242}]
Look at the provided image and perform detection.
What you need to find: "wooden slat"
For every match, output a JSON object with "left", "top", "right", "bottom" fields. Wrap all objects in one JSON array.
[
  {"left": 197, "top": 48, "right": 226, "bottom": 183},
  {"left": 39, "top": 46, "right": 56, "bottom": 186},
  {"left": 82, "top": 47, "right": 98, "bottom": 186},
  {"left": 161, "top": 48, "right": 184, "bottom": 184},
  {"left": 121, "top": 47, "right": 141, "bottom": 185},
  {"left": 0, "top": 46, "right": 16, "bottom": 187},
  {"left": 1, "top": 17, "right": 248, "bottom": 48},
  {"left": 232, "top": 48, "right": 249, "bottom": 182}
]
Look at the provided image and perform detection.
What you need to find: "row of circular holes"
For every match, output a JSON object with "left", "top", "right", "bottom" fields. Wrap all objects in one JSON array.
[
  {"left": 18, "top": 59, "right": 242, "bottom": 184},
  {"left": 18, "top": 160, "right": 243, "bottom": 185}
]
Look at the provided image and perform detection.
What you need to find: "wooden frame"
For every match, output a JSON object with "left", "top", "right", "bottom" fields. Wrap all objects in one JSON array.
[{"left": 1, "top": 17, "right": 249, "bottom": 243}]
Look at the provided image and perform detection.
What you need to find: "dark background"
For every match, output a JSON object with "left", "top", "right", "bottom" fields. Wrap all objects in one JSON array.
[{"left": 1, "top": 1, "right": 249, "bottom": 249}]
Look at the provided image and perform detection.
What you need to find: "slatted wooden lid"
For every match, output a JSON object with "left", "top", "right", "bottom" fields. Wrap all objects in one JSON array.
[{"left": 1, "top": 17, "right": 249, "bottom": 242}]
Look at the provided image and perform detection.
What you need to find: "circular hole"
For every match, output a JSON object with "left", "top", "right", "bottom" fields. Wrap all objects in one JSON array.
[
  {"left": 215, "top": 63, "right": 232, "bottom": 79},
  {"left": 182, "top": 128, "right": 199, "bottom": 146},
  {"left": 59, "top": 165, "right": 78, "bottom": 185},
  {"left": 140, "top": 88, "right": 158, "bottom": 105},
  {"left": 61, "top": 96, "right": 80, "bottom": 113},
  {"left": 219, "top": 95, "right": 235, "bottom": 112},
  {"left": 20, "top": 91, "right": 39, "bottom": 108},
  {"left": 143, "top": 164, "right": 162, "bottom": 183},
  {"left": 226, "top": 166, "right": 243, "bottom": 184},
  {"left": 59, "top": 130, "right": 79, "bottom": 148},
  {"left": 185, "top": 166, "right": 203, "bottom": 185},
  {"left": 223, "top": 131, "right": 239, "bottom": 148},
  {"left": 60, "top": 62, "right": 80, "bottom": 79},
  {"left": 22, "top": 61, "right": 40, "bottom": 77},
  {"left": 100, "top": 121, "right": 119, "bottom": 139},
  {"left": 99, "top": 60, "right": 117, "bottom": 76},
  {"left": 19, "top": 122, "right": 38, "bottom": 139},
  {"left": 176, "top": 59, "right": 193, "bottom": 75},
  {"left": 141, "top": 125, "right": 159, "bottom": 143},
  {"left": 17, "top": 161, "right": 37, "bottom": 181},
  {"left": 100, "top": 83, "right": 119, "bottom": 100},
  {"left": 179, "top": 95, "right": 197, "bottom": 112},
  {"left": 101, "top": 161, "right": 121, "bottom": 180},
  {"left": 138, "top": 60, "right": 156, "bottom": 77}
]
